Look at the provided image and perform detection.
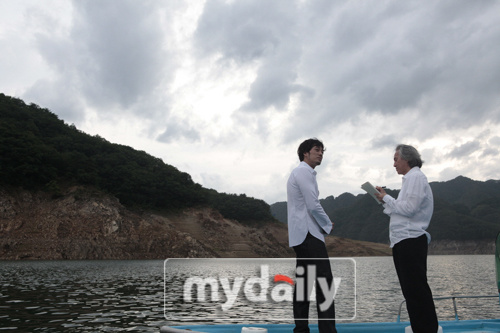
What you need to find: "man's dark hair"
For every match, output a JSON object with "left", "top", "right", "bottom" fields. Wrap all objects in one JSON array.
[
  {"left": 297, "top": 138, "right": 325, "bottom": 161},
  {"left": 396, "top": 144, "right": 424, "bottom": 168}
]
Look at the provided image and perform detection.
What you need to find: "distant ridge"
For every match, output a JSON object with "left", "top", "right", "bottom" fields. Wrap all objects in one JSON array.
[{"left": 271, "top": 176, "right": 500, "bottom": 245}]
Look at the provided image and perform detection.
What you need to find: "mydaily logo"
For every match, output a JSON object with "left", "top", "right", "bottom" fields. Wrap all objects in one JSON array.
[
  {"left": 164, "top": 258, "right": 356, "bottom": 322},
  {"left": 183, "top": 264, "right": 341, "bottom": 311}
]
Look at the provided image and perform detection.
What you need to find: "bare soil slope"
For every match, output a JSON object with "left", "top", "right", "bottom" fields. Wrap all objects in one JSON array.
[{"left": 0, "top": 186, "right": 391, "bottom": 260}]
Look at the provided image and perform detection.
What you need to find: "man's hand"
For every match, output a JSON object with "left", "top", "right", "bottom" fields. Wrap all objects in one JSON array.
[{"left": 375, "top": 186, "right": 387, "bottom": 203}]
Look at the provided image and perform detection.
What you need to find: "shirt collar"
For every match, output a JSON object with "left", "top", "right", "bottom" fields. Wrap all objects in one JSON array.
[
  {"left": 402, "top": 166, "right": 419, "bottom": 179},
  {"left": 300, "top": 161, "right": 317, "bottom": 175}
]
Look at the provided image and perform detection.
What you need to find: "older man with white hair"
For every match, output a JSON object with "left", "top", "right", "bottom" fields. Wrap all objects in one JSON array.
[{"left": 375, "top": 144, "right": 439, "bottom": 333}]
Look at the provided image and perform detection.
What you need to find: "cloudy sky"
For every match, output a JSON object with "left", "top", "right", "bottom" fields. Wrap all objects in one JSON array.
[{"left": 1, "top": 0, "right": 500, "bottom": 204}]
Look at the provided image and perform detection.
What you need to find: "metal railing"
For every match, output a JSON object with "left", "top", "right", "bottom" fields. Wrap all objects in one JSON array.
[{"left": 396, "top": 295, "right": 498, "bottom": 323}]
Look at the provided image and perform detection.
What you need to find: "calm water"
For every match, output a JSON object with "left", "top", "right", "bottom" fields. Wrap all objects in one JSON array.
[{"left": 1, "top": 255, "right": 499, "bottom": 332}]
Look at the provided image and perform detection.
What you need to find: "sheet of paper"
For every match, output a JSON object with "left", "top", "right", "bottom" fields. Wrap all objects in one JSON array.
[{"left": 361, "top": 181, "right": 382, "bottom": 205}]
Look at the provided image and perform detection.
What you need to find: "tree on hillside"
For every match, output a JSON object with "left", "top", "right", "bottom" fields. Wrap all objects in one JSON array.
[{"left": 0, "top": 93, "right": 276, "bottom": 224}]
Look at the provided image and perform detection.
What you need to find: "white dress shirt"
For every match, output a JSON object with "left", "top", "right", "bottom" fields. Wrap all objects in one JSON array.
[
  {"left": 287, "top": 161, "right": 333, "bottom": 247},
  {"left": 382, "top": 167, "right": 434, "bottom": 248}
]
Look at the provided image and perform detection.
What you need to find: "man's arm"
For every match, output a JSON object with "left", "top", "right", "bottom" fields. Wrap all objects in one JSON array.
[
  {"left": 295, "top": 168, "right": 333, "bottom": 234},
  {"left": 381, "top": 175, "right": 427, "bottom": 217}
]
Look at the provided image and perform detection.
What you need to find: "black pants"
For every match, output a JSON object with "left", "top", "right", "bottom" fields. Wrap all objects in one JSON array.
[
  {"left": 293, "top": 233, "right": 337, "bottom": 333},
  {"left": 393, "top": 235, "right": 439, "bottom": 333}
]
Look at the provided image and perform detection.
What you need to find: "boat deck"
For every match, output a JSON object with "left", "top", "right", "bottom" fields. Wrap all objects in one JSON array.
[{"left": 161, "top": 319, "right": 500, "bottom": 333}]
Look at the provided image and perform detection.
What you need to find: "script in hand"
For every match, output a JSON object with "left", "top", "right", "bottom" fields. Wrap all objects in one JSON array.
[{"left": 361, "top": 182, "right": 382, "bottom": 205}]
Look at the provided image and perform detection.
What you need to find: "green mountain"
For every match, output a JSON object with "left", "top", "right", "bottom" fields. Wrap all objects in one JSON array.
[
  {"left": 271, "top": 177, "right": 500, "bottom": 244},
  {"left": 0, "top": 93, "right": 274, "bottom": 224}
]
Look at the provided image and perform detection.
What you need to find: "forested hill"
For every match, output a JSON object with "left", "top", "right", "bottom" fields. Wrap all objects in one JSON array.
[
  {"left": 0, "top": 93, "right": 274, "bottom": 224},
  {"left": 271, "top": 176, "right": 500, "bottom": 244}
]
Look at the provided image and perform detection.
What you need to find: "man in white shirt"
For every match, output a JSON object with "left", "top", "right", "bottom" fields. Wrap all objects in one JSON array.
[
  {"left": 287, "top": 138, "right": 336, "bottom": 333},
  {"left": 375, "top": 144, "right": 439, "bottom": 333}
]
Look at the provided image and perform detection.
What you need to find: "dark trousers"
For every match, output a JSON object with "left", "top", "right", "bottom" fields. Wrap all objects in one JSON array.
[
  {"left": 293, "top": 233, "right": 337, "bottom": 333},
  {"left": 393, "top": 235, "right": 439, "bottom": 333}
]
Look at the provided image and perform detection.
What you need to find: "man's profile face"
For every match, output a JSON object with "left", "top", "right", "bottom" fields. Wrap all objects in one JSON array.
[
  {"left": 304, "top": 146, "right": 324, "bottom": 169},
  {"left": 393, "top": 151, "right": 410, "bottom": 175}
]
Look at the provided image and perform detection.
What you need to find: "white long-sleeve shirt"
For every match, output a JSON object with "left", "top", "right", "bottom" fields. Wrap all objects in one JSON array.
[
  {"left": 382, "top": 167, "right": 434, "bottom": 248},
  {"left": 287, "top": 161, "right": 333, "bottom": 247}
]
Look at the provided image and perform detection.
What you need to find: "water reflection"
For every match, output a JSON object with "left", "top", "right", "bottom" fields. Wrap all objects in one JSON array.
[
  {"left": 0, "top": 255, "right": 498, "bottom": 332},
  {"left": 0, "top": 260, "right": 167, "bottom": 332},
  {"left": 355, "top": 255, "right": 500, "bottom": 323}
]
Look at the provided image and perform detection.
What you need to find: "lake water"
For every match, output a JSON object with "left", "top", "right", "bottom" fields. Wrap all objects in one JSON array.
[{"left": 1, "top": 255, "right": 499, "bottom": 332}]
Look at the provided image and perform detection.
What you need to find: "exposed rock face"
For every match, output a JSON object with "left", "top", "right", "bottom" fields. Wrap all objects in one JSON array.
[
  {"left": 1, "top": 186, "right": 488, "bottom": 259},
  {"left": 0, "top": 186, "right": 396, "bottom": 260},
  {"left": 0, "top": 186, "right": 296, "bottom": 259},
  {"left": 1, "top": 187, "right": 190, "bottom": 259}
]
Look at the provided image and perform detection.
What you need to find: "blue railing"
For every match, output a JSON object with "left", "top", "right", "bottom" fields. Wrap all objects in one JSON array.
[{"left": 397, "top": 295, "right": 498, "bottom": 323}]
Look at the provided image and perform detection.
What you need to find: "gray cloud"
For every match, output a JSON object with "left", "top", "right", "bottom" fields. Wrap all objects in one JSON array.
[
  {"left": 194, "top": 0, "right": 296, "bottom": 63},
  {"left": 14, "top": 0, "right": 500, "bottom": 136},
  {"left": 239, "top": 61, "right": 312, "bottom": 113},
  {"left": 156, "top": 116, "right": 201, "bottom": 143},
  {"left": 326, "top": 0, "right": 500, "bottom": 122},
  {"left": 27, "top": 0, "right": 172, "bottom": 123},
  {"left": 447, "top": 141, "right": 481, "bottom": 159},
  {"left": 370, "top": 135, "right": 399, "bottom": 150},
  {"left": 195, "top": 0, "right": 305, "bottom": 115},
  {"left": 490, "top": 136, "right": 500, "bottom": 146},
  {"left": 192, "top": 0, "right": 500, "bottom": 144},
  {"left": 71, "top": 0, "right": 169, "bottom": 110},
  {"left": 482, "top": 147, "right": 499, "bottom": 158}
]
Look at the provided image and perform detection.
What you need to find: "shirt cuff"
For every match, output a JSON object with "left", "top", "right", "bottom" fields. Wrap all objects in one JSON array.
[{"left": 322, "top": 223, "right": 332, "bottom": 235}]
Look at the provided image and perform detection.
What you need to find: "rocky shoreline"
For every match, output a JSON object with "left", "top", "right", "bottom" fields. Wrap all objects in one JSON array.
[{"left": 0, "top": 186, "right": 492, "bottom": 260}]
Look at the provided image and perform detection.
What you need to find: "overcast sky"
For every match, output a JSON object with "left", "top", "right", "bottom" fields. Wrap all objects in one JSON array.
[{"left": 1, "top": 0, "right": 500, "bottom": 204}]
